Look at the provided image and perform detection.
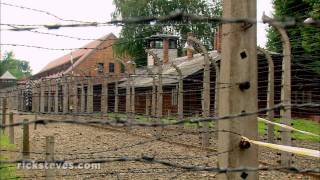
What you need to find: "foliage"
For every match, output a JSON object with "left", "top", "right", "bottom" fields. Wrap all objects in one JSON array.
[
  {"left": 112, "top": 0, "right": 222, "bottom": 66},
  {"left": 0, "top": 51, "right": 32, "bottom": 79},
  {"left": 266, "top": 0, "right": 320, "bottom": 73}
]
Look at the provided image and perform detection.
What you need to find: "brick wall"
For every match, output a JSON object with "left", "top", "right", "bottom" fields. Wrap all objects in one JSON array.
[{"left": 74, "top": 34, "right": 122, "bottom": 77}]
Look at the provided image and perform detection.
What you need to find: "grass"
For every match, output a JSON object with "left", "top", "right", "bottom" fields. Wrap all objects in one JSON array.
[
  {"left": 0, "top": 131, "right": 18, "bottom": 179},
  {"left": 104, "top": 113, "right": 320, "bottom": 141},
  {"left": 258, "top": 118, "right": 320, "bottom": 142}
]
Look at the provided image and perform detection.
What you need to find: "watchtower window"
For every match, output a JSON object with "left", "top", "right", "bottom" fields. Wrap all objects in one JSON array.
[
  {"left": 155, "top": 40, "right": 163, "bottom": 49},
  {"left": 169, "top": 40, "right": 177, "bottom": 49}
]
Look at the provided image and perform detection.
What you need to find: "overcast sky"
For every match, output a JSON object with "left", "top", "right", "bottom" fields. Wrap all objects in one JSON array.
[{"left": 1, "top": 0, "right": 273, "bottom": 74}]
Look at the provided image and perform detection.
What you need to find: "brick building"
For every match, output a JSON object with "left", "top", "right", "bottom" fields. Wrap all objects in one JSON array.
[{"left": 30, "top": 33, "right": 126, "bottom": 114}]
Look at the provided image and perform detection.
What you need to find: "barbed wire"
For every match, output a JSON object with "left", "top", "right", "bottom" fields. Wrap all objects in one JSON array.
[{"left": 1, "top": 103, "right": 319, "bottom": 129}]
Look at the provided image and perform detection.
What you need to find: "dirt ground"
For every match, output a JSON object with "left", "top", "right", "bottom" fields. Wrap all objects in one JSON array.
[{"left": 1, "top": 113, "right": 319, "bottom": 180}]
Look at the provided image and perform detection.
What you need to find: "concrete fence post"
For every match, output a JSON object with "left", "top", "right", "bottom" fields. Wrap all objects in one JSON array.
[
  {"left": 22, "top": 119, "right": 30, "bottom": 159},
  {"left": 187, "top": 34, "right": 211, "bottom": 148},
  {"left": 63, "top": 77, "right": 69, "bottom": 114},
  {"left": 263, "top": 14, "right": 292, "bottom": 167},
  {"left": 9, "top": 112, "right": 14, "bottom": 144},
  {"left": 45, "top": 136, "right": 55, "bottom": 180}
]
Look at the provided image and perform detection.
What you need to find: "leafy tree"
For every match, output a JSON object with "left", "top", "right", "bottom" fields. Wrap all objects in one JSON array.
[
  {"left": 266, "top": 0, "right": 320, "bottom": 72},
  {"left": 112, "top": 0, "right": 222, "bottom": 66},
  {"left": 0, "top": 51, "right": 32, "bottom": 79}
]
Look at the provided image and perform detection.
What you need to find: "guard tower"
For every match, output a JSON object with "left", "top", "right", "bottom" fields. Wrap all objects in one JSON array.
[{"left": 146, "top": 34, "right": 179, "bottom": 66}]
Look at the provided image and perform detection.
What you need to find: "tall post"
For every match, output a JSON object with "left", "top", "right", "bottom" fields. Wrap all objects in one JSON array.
[
  {"left": 40, "top": 80, "right": 45, "bottom": 113},
  {"left": 9, "top": 112, "right": 14, "bottom": 144},
  {"left": 62, "top": 77, "right": 69, "bottom": 114},
  {"left": 146, "top": 50, "right": 162, "bottom": 118},
  {"left": 81, "top": 83, "right": 86, "bottom": 113},
  {"left": 73, "top": 77, "right": 78, "bottom": 113},
  {"left": 171, "top": 63, "right": 183, "bottom": 121},
  {"left": 263, "top": 14, "right": 292, "bottom": 167},
  {"left": 1, "top": 98, "right": 6, "bottom": 131},
  {"left": 101, "top": 78, "right": 109, "bottom": 114},
  {"left": 47, "top": 79, "right": 52, "bottom": 113},
  {"left": 45, "top": 136, "right": 55, "bottom": 180},
  {"left": 54, "top": 80, "right": 59, "bottom": 113},
  {"left": 87, "top": 77, "right": 93, "bottom": 113},
  {"left": 147, "top": 68, "right": 157, "bottom": 117},
  {"left": 114, "top": 78, "right": 119, "bottom": 113},
  {"left": 218, "top": 0, "right": 258, "bottom": 179},
  {"left": 22, "top": 119, "right": 30, "bottom": 159},
  {"left": 258, "top": 47, "right": 275, "bottom": 143},
  {"left": 187, "top": 35, "right": 211, "bottom": 148}
]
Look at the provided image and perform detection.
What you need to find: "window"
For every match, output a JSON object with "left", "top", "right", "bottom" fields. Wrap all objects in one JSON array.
[
  {"left": 97, "top": 63, "right": 104, "bottom": 73},
  {"left": 109, "top": 63, "right": 115, "bottom": 73},
  {"left": 155, "top": 40, "right": 163, "bottom": 49},
  {"left": 169, "top": 40, "right": 177, "bottom": 49}
]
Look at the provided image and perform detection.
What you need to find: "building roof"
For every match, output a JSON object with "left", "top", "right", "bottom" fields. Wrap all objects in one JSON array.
[
  {"left": 0, "top": 71, "right": 16, "bottom": 80},
  {"left": 35, "top": 33, "right": 117, "bottom": 76},
  {"left": 119, "top": 51, "right": 220, "bottom": 88}
]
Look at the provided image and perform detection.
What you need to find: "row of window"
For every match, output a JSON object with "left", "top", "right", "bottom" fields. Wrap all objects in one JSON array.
[
  {"left": 97, "top": 62, "right": 126, "bottom": 74},
  {"left": 97, "top": 63, "right": 114, "bottom": 73}
]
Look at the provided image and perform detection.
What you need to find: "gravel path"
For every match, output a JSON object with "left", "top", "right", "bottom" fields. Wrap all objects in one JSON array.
[{"left": 1, "top": 113, "right": 319, "bottom": 179}]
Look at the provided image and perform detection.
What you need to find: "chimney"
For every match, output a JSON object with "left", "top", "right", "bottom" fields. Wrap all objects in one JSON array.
[
  {"left": 187, "top": 32, "right": 194, "bottom": 59},
  {"left": 214, "top": 24, "right": 222, "bottom": 53}
]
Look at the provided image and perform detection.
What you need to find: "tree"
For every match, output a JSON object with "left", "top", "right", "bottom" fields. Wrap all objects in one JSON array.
[
  {"left": 112, "top": 0, "right": 222, "bottom": 66},
  {"left": 266, "top": 0, "right": 320, "bottom": 72},
  {"left": 0, "top": 51, "right": 32, "bottom": 79}
]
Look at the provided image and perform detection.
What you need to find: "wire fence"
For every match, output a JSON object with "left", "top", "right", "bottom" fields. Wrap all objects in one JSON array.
[{"left": 1, "top": 2, "right": 320, "bottom": 179}]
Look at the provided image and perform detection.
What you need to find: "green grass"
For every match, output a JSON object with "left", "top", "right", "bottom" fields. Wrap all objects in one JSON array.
[
  {"left": 105, "top": 113, "right": 319, "bottom": 141},
  {"left": 258, "top": 118, "right": 320, "bottom": 142},
  {"left": 0, "top": 131, "right": 18, "bottom": 179}
]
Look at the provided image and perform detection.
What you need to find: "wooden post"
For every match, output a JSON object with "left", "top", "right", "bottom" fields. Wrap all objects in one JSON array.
[
  {"left": 47, "top": 79, "right": 52, "bottom": 113},
  {"left": 101, "top": 78, "right": 109, "bottom": 114},
  {"left": 147, "top": 68, "right": 157, "bottom": 117},
  {"left": 73, "top": 77, "right": 78, "bottom": 113},
  {"left": 22, "top": 119, "right": 30, "bottom": 159},
  {"left": 114, "top": 78, "right": 119, "bottom": 113},
  {"left": 9, "top": 112, "right": 14, "bottom": 144},
  {"left": 214, "top": 60, "right": 220, "bottom": 138},
  {"left": 218, "top": 0, "right": 258, "bottom": 179},
  {"left": 40, "top": 80, "right": 45, "bottom": 113},
  {"left": 130, "top": 75, "right": 135, "bottom": 119},
  {"left": 145, "top": 94, "right": 150, "bottom": 115},
  {"left": 34, "top": 114, "right": 38, "bottom": 130},
  {"left": 263, "top": 14, "right": 292, "bottom": 167},
  {"left": 81, "top": 84, "right": 86, "bottom": 113},
  {"left": 54, "top": 81, "right": 59, "bottom": 114},
  {"left": 45, "top": 136, "right": 55, "bottom": 180},
  {"left": 62, "top": 77, "right": 69, "bottom": 114},
  {"left": 87, "top": 77, "right": 93, "bottom": 113},
  {"left": 188, "top": 35, "right": 211, "bottom": 148},
  {"left": 258, "top": 47, "right": 275, "bottom": 143},
  {"left": 1, "top": 98, "right": 6, "bottom": 132}
]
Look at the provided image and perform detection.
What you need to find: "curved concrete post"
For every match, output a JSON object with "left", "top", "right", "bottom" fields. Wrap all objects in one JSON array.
[
  {"left": 171, "top": 63, "right": 183, "bottom": 121},
  {"left": 187, "top": 36, "right": 211, "bottom": 148},
  {"left": 258, "top": 47, "right": 275, "bottom": 143},
  {"left": 263, "top": 14, "right": 292, "bottom": 167},
  {"left": 146, "top": 49, "right": 162, "bottom": 118}
]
